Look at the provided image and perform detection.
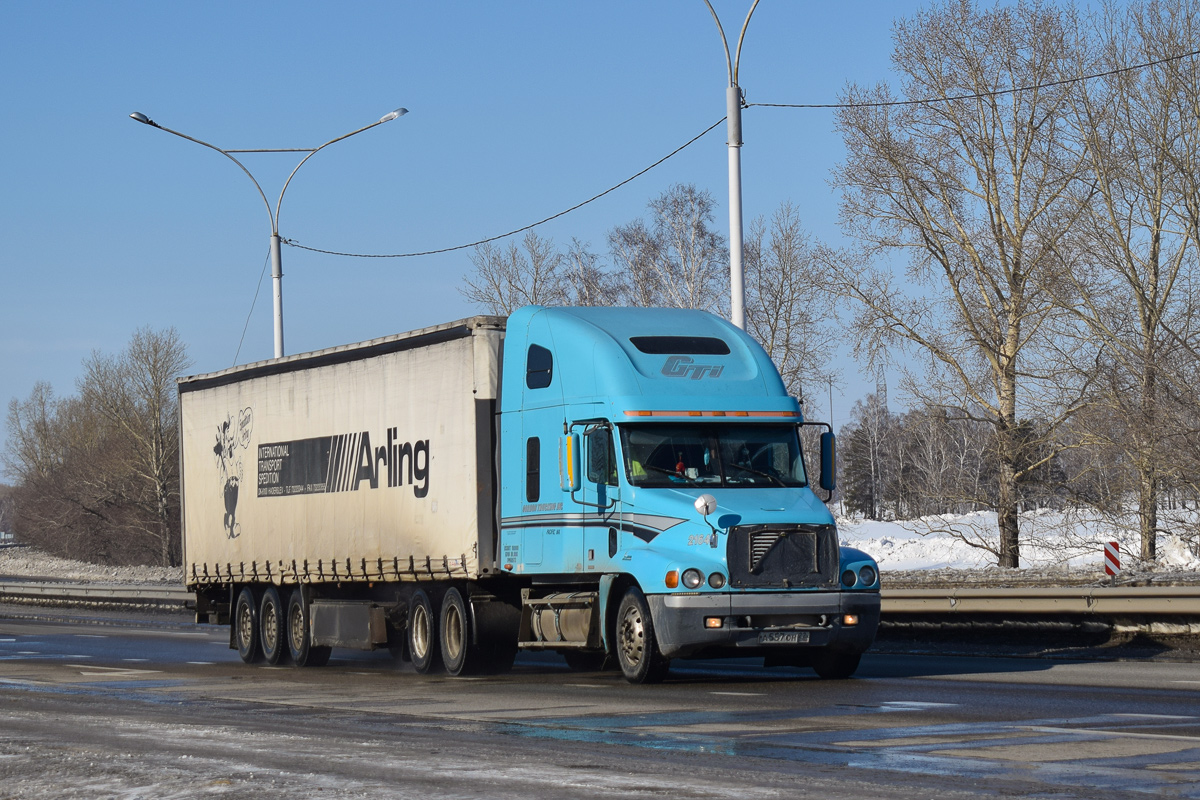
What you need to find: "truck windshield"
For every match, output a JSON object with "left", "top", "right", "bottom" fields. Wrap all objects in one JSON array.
[{"left": 619, "top": 424, "right": 808, "bottom": 488}]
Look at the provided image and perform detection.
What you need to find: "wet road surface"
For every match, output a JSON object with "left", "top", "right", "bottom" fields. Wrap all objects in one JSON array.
[{"left": 1, "top": 613, "right": 1199, "bottom": 798}]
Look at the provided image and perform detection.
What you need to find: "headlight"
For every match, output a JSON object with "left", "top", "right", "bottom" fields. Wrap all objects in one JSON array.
[
  {"left": 708, "top": 572, "right": 726, "bottom": 589},
  {"left": 681, "top": 568, "right": 704, "bottom": 589},
  {"left": 841, "top": 570, "right": 857, "bottom": 587},
  {"left": 858, "top": 565, "right": 878, "bottom": 586}
]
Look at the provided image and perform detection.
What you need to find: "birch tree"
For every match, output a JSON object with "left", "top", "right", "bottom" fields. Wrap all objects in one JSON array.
[{"left": 829, "top": 0, "right": 1087, "bottom": 567}]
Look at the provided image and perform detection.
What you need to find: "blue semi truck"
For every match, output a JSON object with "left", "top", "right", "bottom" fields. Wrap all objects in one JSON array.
[{"left": 179, "top": 306, "right": 880, "bottom": 683}]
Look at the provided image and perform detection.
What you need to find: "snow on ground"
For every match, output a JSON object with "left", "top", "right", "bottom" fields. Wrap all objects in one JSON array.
[
  {"left": 839, "top": 508, "right": 1200, "bottom": 575},
  {"left": 0, "top": 547, "right": 179, "bottom": 584}
]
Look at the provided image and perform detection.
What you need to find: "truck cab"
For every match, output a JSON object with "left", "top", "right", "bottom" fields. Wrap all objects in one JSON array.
[{"left": 498, "top": 306, "right": 880, "bottom": 683}]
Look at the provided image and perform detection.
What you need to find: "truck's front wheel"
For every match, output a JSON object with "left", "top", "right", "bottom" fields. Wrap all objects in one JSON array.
[{"left": 615, "top": 587, "right": 670, "bottom": 684}]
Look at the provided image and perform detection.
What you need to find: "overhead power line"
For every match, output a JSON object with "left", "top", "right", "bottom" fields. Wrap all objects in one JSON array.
[
  {"left": 283, "top": 48, "right": 1200, "bottom": 260},
  {"left": 753, "top": 47, "right": 1200, "bottom": 110},
  {"left": 284, "top": 118, "right": 726, "bottom": 259}
]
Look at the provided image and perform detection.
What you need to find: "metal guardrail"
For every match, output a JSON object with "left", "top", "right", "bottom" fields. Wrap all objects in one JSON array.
[
  {"left": 881, "top": 585, "right": 1200, "bottom": 616},
  {"left": 2, "top": 582, "right": 1199, "bottom": 616},
  {"left": 0, "top": 581, "right": 191, "bottom": 606}
]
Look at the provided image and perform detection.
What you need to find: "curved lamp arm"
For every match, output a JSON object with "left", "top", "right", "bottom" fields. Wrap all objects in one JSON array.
[
  {"left": 129, "top": 112, "right": 275, "bottom": 234},
  {"left": 275, "top": 108, "right": 407, "bottom": 233}
]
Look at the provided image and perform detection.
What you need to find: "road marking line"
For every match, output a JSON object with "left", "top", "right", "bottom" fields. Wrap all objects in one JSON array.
[
  {"left": 565, "top": 683, "right": 609, "bottom": 689},
  {"left": 1114, "top": 712, "right": 1199, "bottom": 718},
  {"left": 69, "top": 665, "right": 161, "bottom": 675},
  {"left": 73, "top": 634, "right": 107, "bottom": 638},
  {"left": 0, "top": 638, "right": 16, "bottom": 642},
  {"left": 881, "top": 701, "right": 959, "bottom": 709},
  {"left": 186, "top": 661, "right": 214, "bottom": 665},
  {"left": 710, "top": 691, "right": 765, "bottom": 696},
  {"left": 122, "top": 658, "right": 149, "bottom": 662}
]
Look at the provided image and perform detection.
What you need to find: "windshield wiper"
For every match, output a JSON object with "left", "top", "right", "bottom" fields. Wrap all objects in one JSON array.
[{"left": 727, "top": 463, "right": 788, "bottom": 486}]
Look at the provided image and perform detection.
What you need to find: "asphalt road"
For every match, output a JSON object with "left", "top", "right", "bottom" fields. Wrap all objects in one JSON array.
[{"left": 1, "top": 613, "right": 1199, "bottom": 799}]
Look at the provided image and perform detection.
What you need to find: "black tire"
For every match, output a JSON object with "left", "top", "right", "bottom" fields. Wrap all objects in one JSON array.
[
  {"left": 408, "top": 588, "right": 442, "bottom": 674},
  {"left": 439, "top": 586, "right": 477, "bottom": 676},
  {"left": 614, "top": 587, "right": 670, "bottom": 684},
  {"left": 811, "top": 651, "right": 861, "bottom": 680},
  {"left": 259, "top": 586, "right": 287, "bottom": 665},
  {"left": 563, "top": 651, "right": 607, "bottom": 672},
  {"left": 286, "top": 587, "right": 330, "bottom": 667},
  {"left": 234, "top": 587, "right": 262, "bottom": 664}
]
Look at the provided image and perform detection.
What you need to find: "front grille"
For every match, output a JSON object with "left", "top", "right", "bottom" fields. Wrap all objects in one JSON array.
[{"left": 728, "top": 524, "right": 837, "bottom": 589}]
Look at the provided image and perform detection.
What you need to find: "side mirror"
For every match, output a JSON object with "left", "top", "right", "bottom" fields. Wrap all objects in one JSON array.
[
  {"left": 694, "top": 493, "right": 718, "bottom": 517},
  {"left": 586, "top": 428, "right": 610, "bottom": 484},
  {"left": 820, "top": 431, "right": 836, "bottom": 493},
  {"left": 559, "top": 434, "right": 581, "bottom": 492}
]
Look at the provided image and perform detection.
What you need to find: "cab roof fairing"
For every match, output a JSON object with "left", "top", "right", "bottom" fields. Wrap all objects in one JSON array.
[{"left": 503, "top": 306, "right": 795, "bottom": 414}]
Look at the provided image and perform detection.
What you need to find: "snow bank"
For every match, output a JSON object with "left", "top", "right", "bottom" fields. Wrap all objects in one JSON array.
[{"left": 839, "top": 508, "right": 1200, "bottom": 573}]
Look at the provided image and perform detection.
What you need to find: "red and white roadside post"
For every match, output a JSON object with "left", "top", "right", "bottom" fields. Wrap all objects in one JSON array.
[{"left": 1104, "top": 541, "right": 1121, "bottom": 576}]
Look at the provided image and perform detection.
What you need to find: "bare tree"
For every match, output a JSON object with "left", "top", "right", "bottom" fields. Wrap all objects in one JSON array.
[
  {"left": 829, "top": 0, "right": 1087, "bottom": 567},
  {"left": 608, "top": 184, "right": 728, "bottom": 313},
  {"left": 563, "top": 239, "right": 621, "bottom": 307},
  {"left": 1050, "top": 0, "right": 1200, "bottom": 561},
  {"left": 460, "top": 232, "right": 570, "bottom": 314},
  {"left": 78, "top": 327, "right": 191, "bottom": 567},
  {"left": 744, "top": 203, "right": 838, "bottom": 404}
]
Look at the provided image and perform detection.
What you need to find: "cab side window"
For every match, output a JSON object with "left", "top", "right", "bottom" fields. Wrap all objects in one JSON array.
[{"left": 526, "top": 344, "right": 553, "bottom": 389}]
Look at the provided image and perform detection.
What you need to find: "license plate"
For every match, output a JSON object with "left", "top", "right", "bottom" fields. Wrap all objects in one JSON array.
[{"left": 759, "top": 631, "right": 808, "bottom": 645}]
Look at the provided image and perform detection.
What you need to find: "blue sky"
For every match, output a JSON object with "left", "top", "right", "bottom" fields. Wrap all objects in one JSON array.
[{"left": 1, "top": 1, "right": 927, "bottom": 460}]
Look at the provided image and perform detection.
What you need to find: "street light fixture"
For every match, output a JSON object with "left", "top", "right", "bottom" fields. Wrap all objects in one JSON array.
[
  {"left": 129, "top": 107, "right": 409, "bottom": 359},
  {"left": 705, "top": 0, "right": 759, "bottom": 331}
]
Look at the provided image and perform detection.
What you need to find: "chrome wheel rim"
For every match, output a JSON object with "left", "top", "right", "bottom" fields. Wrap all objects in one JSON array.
[
  {"left": 237, "top": 602, "right": 253, "bottom": 650},
  {"left": 289, "top": 602, "right": 305, "bottom": 652},
  {"left": 262, "top": 602, "right": 278, "bottom": 653},
  {"left": 412, "top": 603, "right": 431, "bottom": 659},
  {"left": 444, "top": 603, "right": 464, "bottom": 661},
  {"left": 618, "top": 603, "right": 645, "bottom": 668}
]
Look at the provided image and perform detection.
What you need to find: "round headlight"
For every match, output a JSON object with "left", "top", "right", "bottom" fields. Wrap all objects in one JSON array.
[
  {"left": 681, "top": 568, "right": 704, "bottom": 589},
  {"left": 708, "top": 572, "right": 726, "bottom": 589},
  {"left": 858, "top": 565, "right": 878, "bottom": 587},
  {"left": 841, "top": 570, "right": 857, "bottom": 587}
]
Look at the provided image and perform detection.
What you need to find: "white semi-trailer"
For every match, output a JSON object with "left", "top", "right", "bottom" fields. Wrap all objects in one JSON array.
[{"left": 179, "top": 308, "right": 880, "bottom": 683}]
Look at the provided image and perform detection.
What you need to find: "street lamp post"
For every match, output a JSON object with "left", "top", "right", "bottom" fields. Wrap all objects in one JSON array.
[
  {"left": 129, "top": 108, "right": 408, "bottom": 358},
  {"left": 704, "top": 0, "right": 759, "bottom": 331}
]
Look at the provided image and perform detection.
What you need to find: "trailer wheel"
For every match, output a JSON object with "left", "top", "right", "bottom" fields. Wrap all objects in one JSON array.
[
  {"left": 408, "top": 588, "right": 442, "bottom": 674},
  {"left": 286, "top": 588, "right": 330, "bottom": 667},
  {"left": 259, "top": 587, "right": 288, "bottom": 665},
  {"left": 439, "top": 586, "right": 477, "bottom": 676},
  {"left": 614, "top": 587, "right": 669, "bottom": 684},
  {"left": 811, "top": 651, "right": 861, "bottom": 680},
  {"left": 234, "top": 587, "right": 262, "bottom": 664}
]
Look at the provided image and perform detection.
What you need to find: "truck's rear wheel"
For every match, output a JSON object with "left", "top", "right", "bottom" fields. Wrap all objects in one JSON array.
[
  {"left": 408, "top": 588, "right": 442, "bottom": 674},
  {"left": 259, "top": 587, "right": 287, "bottom": 665},
  {"left": 615, "top": 587, "right": 669, "bottom": 684},
  {"left": 439, "top": 586, "right": 477, "bottom": 676},
  {"left": 286, "top": 587, "right": 330, "bottom": 667},
  {"left": 234, "top": 587, "right": 262, "bottom": 664},
  {"left": 811, "top": 651, "right": 861, "bottom": 680}
]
